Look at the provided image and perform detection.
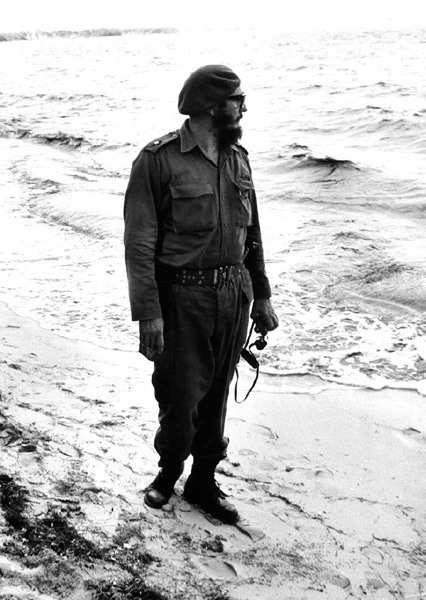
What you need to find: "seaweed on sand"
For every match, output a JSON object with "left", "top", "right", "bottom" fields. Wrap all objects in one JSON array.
[
  {"left": 21, "top": 511, "right": 103, "bottom": 559},
  {"left": 87, "top": 578, "right": 230, "bottom": 600},
  {"left": 0, "top": 472, "right": 101, "bottom": 559},
  {"left": 0, "top": 474, "right": 171, "bottom": 599},
  {"left": 107, "top": 545, "right": 160, "bottom": 575},
  {"left": 86, "top": 577, "right": 169, "bottom": 600},
  {"left": 0, "top": 473, "right": 29, "bottom": 529},
  {"left": 1, "top": 474, "right": 225, "bottom": 600}
]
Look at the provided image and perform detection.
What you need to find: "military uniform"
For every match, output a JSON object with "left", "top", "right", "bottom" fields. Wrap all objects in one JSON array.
[{"left": 124, "top": 119, "right": 271, "bottom": 473}]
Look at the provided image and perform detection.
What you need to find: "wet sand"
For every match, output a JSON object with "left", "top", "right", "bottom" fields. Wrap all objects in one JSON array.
[{"left": 1, "top": 301, "right": 425, "bottom": 599}]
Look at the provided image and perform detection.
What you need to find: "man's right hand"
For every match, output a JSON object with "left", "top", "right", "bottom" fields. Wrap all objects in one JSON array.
[{"left": 139, "top": 318, "right": 164, "bottom": 361}]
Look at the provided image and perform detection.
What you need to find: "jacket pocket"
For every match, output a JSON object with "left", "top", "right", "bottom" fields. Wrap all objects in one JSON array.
[
  {"left": 170, "top": 182, "right": 217, "bottom": 233},
  {"left": 235, "top": 179, "right": 253, "bottom": 226}
]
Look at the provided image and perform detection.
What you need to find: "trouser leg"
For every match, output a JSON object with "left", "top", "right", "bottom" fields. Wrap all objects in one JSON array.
[
  {"left": 152, "top": 282, "right": 216, "bottom": 468},
  {"left": 190, "top": 281, "right": 250, "bottom": 465},
  {"left": 151, "top": 277, "right": 249, "bottom": 470}
]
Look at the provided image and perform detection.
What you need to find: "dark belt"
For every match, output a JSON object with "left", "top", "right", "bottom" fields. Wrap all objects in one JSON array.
[{"left": 158, "top": 263, "right": 243, "bottom": 289}]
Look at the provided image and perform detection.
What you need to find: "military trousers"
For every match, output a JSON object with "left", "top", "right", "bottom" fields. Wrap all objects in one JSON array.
[{"left": 152, "top": 274, "right": 250, "bottom": 470}]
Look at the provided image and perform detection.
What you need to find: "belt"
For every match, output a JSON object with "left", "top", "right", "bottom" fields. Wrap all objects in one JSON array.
[{"left": 158, "top": 263, "right": 243, "bottom": 289}]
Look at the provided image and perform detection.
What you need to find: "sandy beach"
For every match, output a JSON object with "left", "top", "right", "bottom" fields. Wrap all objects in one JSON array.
[{"left": 1, "top": 300, "right": 425, "bottom": 600}]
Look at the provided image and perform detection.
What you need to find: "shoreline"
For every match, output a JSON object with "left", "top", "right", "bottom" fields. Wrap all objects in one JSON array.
[
  {"left": 1, "top": 300, "right": 425, "bottom": 599},
  {"left": 1, "top": 134, "right": 426, "bottom": 391}
]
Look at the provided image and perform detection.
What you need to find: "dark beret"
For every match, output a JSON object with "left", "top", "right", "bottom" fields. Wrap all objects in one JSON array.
[{"left": 178, "top": 65, "right": 241, "bottom": 116}]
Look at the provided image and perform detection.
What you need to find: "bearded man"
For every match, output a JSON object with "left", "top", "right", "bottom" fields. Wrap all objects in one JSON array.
[{"left": 124, "top": 65, "right": 278, "bottom": 523}]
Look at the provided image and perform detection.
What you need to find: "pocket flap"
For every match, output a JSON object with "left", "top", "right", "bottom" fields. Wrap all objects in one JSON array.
[{"left": 170, "top": 182, "right": 214, "bottom": 198}]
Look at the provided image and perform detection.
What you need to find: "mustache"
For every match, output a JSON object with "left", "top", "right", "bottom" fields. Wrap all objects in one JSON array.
[{"left": 212, "top": 111, "right": 240, "bottom": 129}]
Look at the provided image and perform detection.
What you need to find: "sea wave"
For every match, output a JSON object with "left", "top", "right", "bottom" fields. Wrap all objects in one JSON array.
[
  {"left": 0, "top": 119, "right": 120, "bottom": 150},
  {"left": 3, "top": 92, "right": 110, "bottom": 102},
  {"left": 284, "top": 145, "right": 361, "bottom": 173},
  {"left": 27, "top": 193, "right": 122, "bottom": 240},
  {"left": 366, "top": 105, "right": 393, "bottom": 113},
  {"left": 0, "top": 28, "right": 178, "bottom": 42},
  {"left": 18, "top": 130, "right": 90, "bottom": 148},
  {"left": 372, "top": 117, "right": 419, "bottom": 134}
]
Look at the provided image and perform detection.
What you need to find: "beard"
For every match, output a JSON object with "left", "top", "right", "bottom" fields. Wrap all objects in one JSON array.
[{"left": 212, "top": 109, "right": 243, "bottom": 148}]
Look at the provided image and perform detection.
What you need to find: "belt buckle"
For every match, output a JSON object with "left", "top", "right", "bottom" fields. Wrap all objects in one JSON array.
[
  {"left": 219, "top": 265, "right": 231, "bottom": 289},
  {"left": 224, "top": 265, "right": 231, "bottom": 285},
  {"left": 213, "top": 266, "right": 223, "bottom": 289}
]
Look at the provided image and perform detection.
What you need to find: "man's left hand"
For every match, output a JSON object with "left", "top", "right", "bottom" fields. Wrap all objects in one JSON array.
[{"left": 251, "top": 299, "right": 279, "bottom": 336}]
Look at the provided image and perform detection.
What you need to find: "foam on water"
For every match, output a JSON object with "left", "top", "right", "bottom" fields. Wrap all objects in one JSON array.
[{"left": 0, "top": 140, "right": 135, "bottom": 351}]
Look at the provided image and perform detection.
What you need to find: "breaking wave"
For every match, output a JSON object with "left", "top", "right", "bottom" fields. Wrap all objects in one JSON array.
[
  {"left": 0, "top": 120, "right": 91, "bottom": 148},
  {"left": 0, "top": 28, "right": 178, "bottom": 42},
  {"left": 286, "top": 145, "right": 361, "bottom": 173}
]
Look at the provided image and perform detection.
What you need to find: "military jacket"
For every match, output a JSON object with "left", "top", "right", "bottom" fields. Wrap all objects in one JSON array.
[{"left": 124, "top": 120, "right": 271, "bottom": 321}]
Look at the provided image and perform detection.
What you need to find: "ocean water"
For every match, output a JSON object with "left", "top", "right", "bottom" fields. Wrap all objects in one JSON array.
[{"left": 1, "top": 27, "right": 426, "bottom": 393}]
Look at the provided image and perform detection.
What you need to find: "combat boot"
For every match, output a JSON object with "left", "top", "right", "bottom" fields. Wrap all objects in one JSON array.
[
  {"left": 144, "top": 463, "right": 184, "bottom": 509},
  {"left": 183, "top": 470, "right": 239, "bottom": 524}
]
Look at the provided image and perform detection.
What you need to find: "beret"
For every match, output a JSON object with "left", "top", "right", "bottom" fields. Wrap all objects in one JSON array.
[{"left": 178, "top": 65, "right": 241, "bottom": 116}]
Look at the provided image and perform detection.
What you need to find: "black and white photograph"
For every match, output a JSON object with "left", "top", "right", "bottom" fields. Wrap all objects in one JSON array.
[{"left": 1, "top": 1, "right": 425, "bottom": 598}]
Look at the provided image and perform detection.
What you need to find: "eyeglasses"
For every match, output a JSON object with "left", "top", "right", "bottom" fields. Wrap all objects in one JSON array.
[{"left": 227, "top": 93, "right": 246, "bottom": 109}]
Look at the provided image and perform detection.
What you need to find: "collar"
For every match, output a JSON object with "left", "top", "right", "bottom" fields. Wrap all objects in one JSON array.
[
  {"left": 179, "top": 119, "right": 238, "bottom": 156},
  {"left": 179, "top": 119, "right": 199, "bottom": 153}
]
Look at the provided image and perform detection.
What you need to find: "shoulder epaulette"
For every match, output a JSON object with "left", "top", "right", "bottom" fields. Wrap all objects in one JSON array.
[{"left": 144, "top": 130, "right": 180, "bottom": 154}]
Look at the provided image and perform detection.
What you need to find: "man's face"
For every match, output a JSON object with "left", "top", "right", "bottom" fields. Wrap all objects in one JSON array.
[{"left": 212, "top": 86, "right": 247, "bottom": 148}]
